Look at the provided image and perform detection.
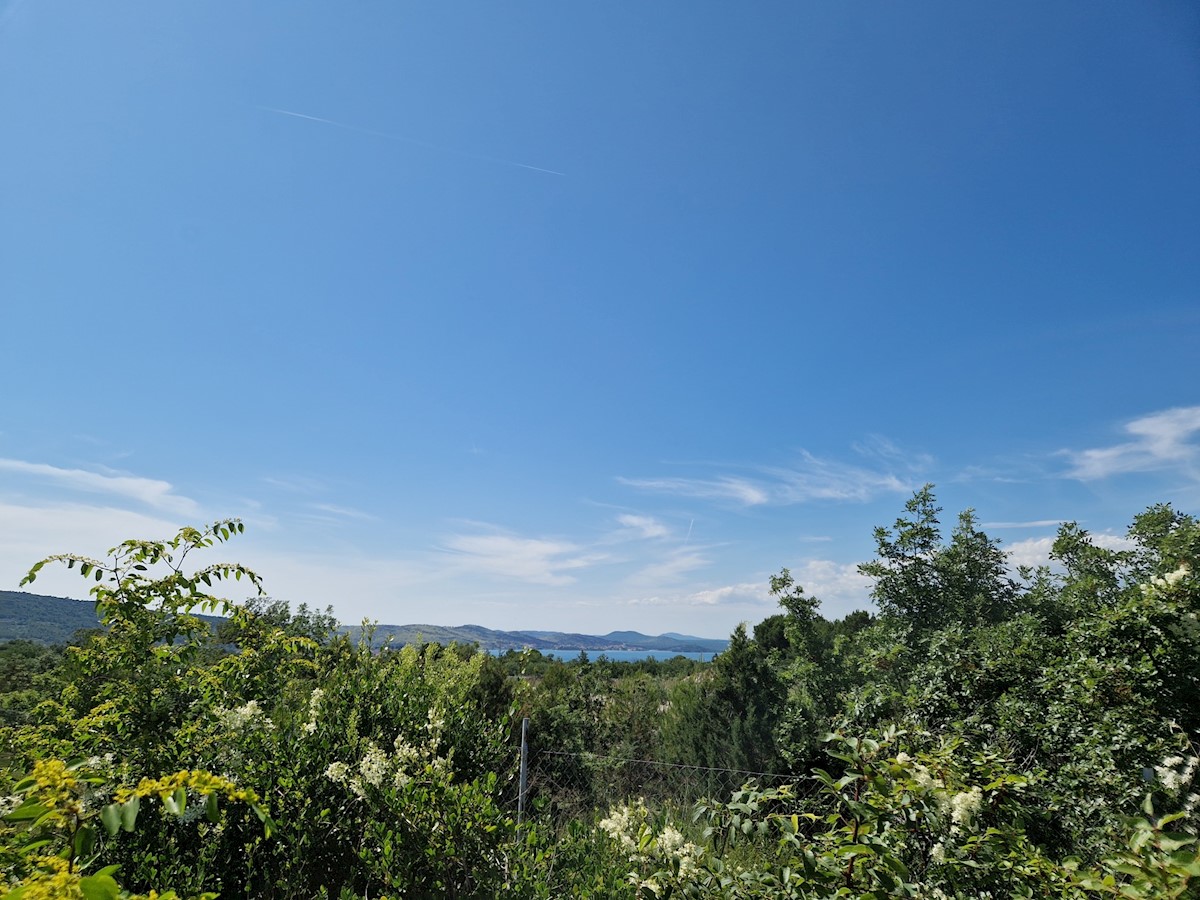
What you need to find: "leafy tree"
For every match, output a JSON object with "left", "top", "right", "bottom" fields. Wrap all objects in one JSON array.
[{"left": 859, "top": 486, "right": 1019, "bottom": 635}]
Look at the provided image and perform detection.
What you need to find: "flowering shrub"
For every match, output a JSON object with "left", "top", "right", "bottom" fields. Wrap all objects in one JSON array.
[{"left": 2, "top": 501, "right": 1198, "bottom": 898}]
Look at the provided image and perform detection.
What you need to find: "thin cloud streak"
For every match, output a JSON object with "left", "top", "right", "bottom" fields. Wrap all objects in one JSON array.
[
  {"left": 262, "top": 474, "right": 327, "bottom": 494},
  {"left": 616, "top": 475, "right": 771, "bottom": 506},
  {"left": 619, "top": 445, "right": 923, "bottom": 508},
  {"left": 0, "top": 501, "right": 185, "bottom": 595},
  {"left": 259, "top": 106, "right": 566, "bottom": 176},
  {"left": 627, "top": 549, "right": 709, "bottom": 584},
  {"left": 764, "top": 451, "right": 913, "bottom": 502},
  {"left": 0, "top": 459, "right": 198, "bottom": 516},
  {"left": 1063, "top": 406, "right": 1200, "bottom": 481},
  {"left": 615, "top": 514, "right": 671, "bottom": 539},
  {"left": 981, "top": 520, "right": 1064, "bottom": 529},
  {"left": 309, "top": 503, "right": 379, "bottom": 522},
  {"left": 625, "top": 581, "right": 767, "bottom": 608},
  {"left": 439, "top": 530, "right": 606, "bottom": 586}
]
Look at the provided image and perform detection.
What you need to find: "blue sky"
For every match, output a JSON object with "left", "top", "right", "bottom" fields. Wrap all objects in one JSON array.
[{"left": 2, "top": 1, "right": 1198, "bottom": 637}]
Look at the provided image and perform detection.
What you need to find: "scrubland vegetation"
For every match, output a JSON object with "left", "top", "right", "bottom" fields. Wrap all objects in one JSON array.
[{"left": 2, "top": 486, "right": 1199, "bottom": 898}]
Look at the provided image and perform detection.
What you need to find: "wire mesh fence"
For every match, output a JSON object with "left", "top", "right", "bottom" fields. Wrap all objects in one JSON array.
[{"left": 521, "top": 745, "right": 806, "bottom": 827}]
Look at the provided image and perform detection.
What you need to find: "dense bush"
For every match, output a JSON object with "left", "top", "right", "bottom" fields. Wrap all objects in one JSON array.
[{"left": 2, "top": 492, "right": 1198, "bottom": 897}]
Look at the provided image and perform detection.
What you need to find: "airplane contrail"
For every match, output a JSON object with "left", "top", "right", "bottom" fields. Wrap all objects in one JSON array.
[{"left": 258, "top": 106, "right": 565, "bottom": 177}]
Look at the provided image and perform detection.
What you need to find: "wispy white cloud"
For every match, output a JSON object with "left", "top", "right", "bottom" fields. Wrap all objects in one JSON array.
[
  {"left": 309, "top": 503, "right": 378, "bottom": 522},
  {"left": 624, "top": 558, "right": 876, "bottom": 614},
  {"left": 0, "top": 497, "right": 439, "bottom": 625},
  {"left": 439, "top": 529, "right": 607, "bottom": 586},
  {"left": 0, "top": 500, "right": 185, "bottom": 594},
  {"left": 617, "top": 475, "right": 771, "bottom": 506},
  {"left": 764, "top": 451, "right": 912, "bottom": 503},
  {"left": 615, "top": 514, "right": 671, "bottom": 539},
  {"left": 628, "top": 549, "right": 709, "bottom": 584},
  {"left": 686, "top": 582, "right": 768, "bottom": 606},
  {"left": 0, "top": 458, "right": 198, "bottom": 516},
  {"left": 981, "top": 519, "right": 1064, "bottom": 529},
  {"left": 625, "top": 581, "right": 768, "bottom": 608},
  {"left": 619, "top": 442, "right": 925, "bottom": 508},
  {"left": 852, "top": 435, "right": 935, "bottom": 470},
  {"left": 261, "top": 474, "right": 327, "bottom": 494},
  {"left": 1063, "top": 406, "right": 1200, "bottom": 481}
]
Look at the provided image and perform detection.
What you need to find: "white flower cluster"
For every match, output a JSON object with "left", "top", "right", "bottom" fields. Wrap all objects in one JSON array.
[
  {"left": 893, "top": 750, "right": 940, "bottom": 794},
  {"left": 893, "top": 750, "right": 989, "bottom": 865},
  {"left": 598, "top": 798, "right": 648, "bottom": 856},
  {"left": 598, "top": 798, "right": 703, "bottom": 885},
  {"left": 358, "top": 743, "right": 388, "bottom": 789},
  {"left": 949, "top": 787, "right": 983, "bottom": 827},
  {"left": 216, "top": 699, "right": 274, "bottom": 733},
  {"left": 323, "top": 706, "right": 452, "bottom": 800},
  {"left": 1140, "top": 563, "right": 1192, "bottom": 596},
  {"left": 302, "top": 688, "right": 324, "bottom": 735},
  {"left": 656, "top": 825, "right": 702, "bottom": 879},
  {"left": 331, "top": 742, "right": 391, "bottom": 799},
  {"left": 1156, "top": 752, "right": 1199, "bottom": 800}
]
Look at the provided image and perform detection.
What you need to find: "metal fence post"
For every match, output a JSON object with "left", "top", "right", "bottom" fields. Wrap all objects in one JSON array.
[{"left": 517, "top": 716, "right": 529, "bottom": 827}]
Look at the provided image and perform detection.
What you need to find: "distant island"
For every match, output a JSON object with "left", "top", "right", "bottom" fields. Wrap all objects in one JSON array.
[{"left": 0, "top": 591, "right": 729, "bottom": 654}]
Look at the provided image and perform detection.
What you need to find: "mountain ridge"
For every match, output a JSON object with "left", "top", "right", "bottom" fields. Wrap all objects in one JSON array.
[{"left": 0, "top": 591, "right": 729, "bottom": 653}]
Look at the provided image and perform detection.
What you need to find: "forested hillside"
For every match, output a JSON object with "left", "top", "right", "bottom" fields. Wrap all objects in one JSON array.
[
  {"left": 1, "top": 591, "right": 726, "bottom": 654},
  {"left": 0, "top": 591, "right": 103, "bottom": 645},
  {"left": 2, "top": 492, "right": 1198, "bottom": 898}
]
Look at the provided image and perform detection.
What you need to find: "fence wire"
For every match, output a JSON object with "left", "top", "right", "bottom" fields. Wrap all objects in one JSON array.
[{"left": 523, "top": 747, "right": 808, "bottom": 826}]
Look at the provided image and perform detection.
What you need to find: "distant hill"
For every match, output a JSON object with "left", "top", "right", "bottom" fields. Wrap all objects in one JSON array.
[
  {"left": 1, "top": 592, "right": 729, "bottom": 654},
  {"left": 1, "top": 591, "right": 104, "bottom": 644},
  {"left": 0, "top": 591, "right": 229, "bottom": 645},
  {"left": 348, "top": 623, "right": 729, "bottom": 654}
]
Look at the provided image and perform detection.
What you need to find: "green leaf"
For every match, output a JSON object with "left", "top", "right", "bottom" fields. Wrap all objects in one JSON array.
[
  {"left": 100, "top": 803, "right": 122, "bottom": 836},
  {"left": 251, "top": 803, "right": 276, "bottom": 838},
  {"left": 205, "top": 792, "right": 220, "bottom": 823},
  {"left": 839, "top": 844, "right": 875, "bottom": 858},
  {"left": 79, "top": 873, "right": 121, "bottom": 900},
  {"left": 1159, "top": 832, "right": 1196, "bottom": 852},
  {"left": 164, "top": 785, "right": 187, "bottom": 816},
  {"left": 74, "top": 824, "right": 96, "bottom": 860},
  {"left": 4, "top": 800, "right": 50, "bottom": 822},
  {"left": 121, "top": 796, "right": 140, "bottom": 831}
]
